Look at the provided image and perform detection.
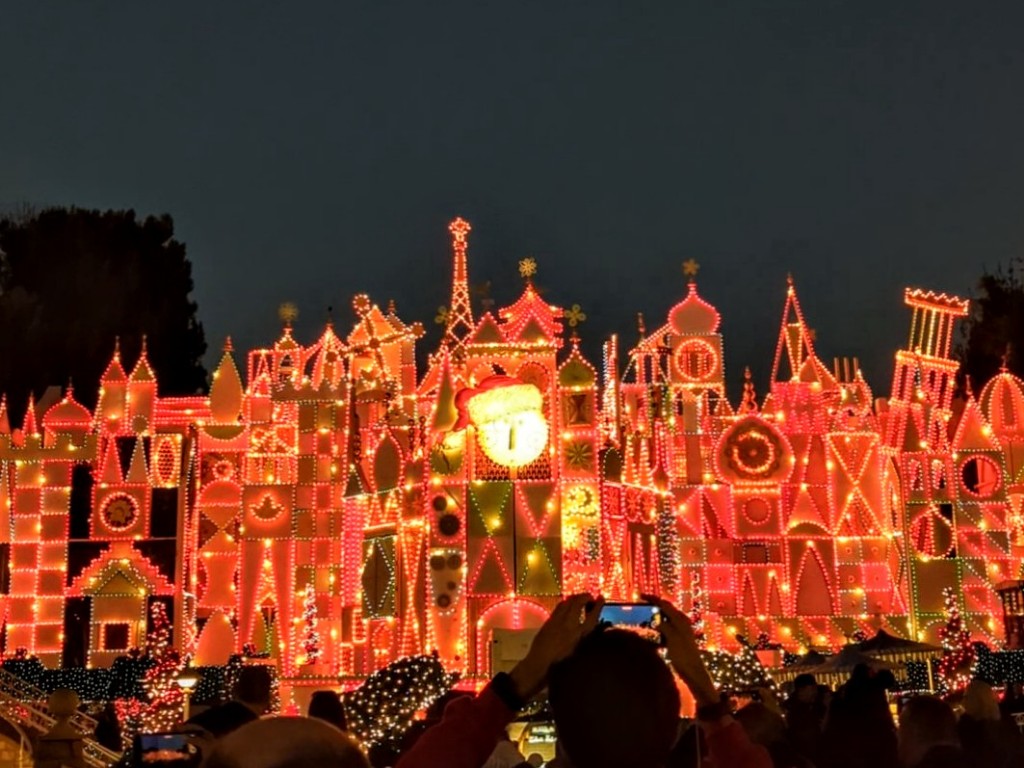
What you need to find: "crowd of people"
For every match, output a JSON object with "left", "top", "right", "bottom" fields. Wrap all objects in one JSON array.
[{"left": 105, "top": 593, "right": 1024, "bottom": 768}]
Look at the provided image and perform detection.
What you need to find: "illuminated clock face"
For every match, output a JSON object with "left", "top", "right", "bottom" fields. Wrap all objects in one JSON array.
[
  {"left": 102, "top": 495, "right": 138, "bottom": 530},
  {"left": 673, "top": 339, "right": 720, "bottom": 382}
]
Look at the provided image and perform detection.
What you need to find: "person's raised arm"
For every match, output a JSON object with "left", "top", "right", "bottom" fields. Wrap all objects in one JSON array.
[
  {"left": 643, "top": 594, "right": 772, "bottom": 768},
  {"left": 396, "top": 594, "right": 603, "bottom": 768}
]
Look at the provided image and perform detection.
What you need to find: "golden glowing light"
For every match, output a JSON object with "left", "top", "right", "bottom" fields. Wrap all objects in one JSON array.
[{"left": 465, "top": 381, "right": 548, "bottom": 468}]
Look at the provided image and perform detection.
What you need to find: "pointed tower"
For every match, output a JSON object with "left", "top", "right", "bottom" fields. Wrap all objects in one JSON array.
[
  {"left": 770, "top": 277, "right": 835, "bottom": 387},
  {"left": 128, "top": 336, "right": 157, "bottom": 433},
  {"left": 444, "top": 217, "right": 475, "bottom": 354},
  {"left": 97, "top": 340, "right": 128, "bottom": 432}
]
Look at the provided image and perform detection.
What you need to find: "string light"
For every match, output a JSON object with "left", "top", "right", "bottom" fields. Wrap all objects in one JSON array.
[
  {"left": 0, "top": 216, "right": 1021, "bottom": 697},
  {"left": 345, "top": 653, "right": 457, "bottom": 749}
]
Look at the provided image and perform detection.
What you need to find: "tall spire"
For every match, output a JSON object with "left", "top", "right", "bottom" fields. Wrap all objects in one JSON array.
[
  {"left": 770, "top": 277, "right": 818, "bottom": 382},
  {"left": 444, "top": 217, "right": 475, "bottom": 353}
]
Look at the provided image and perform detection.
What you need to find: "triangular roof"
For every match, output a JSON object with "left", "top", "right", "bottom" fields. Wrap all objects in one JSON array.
[
  {"left": 771, "top": 278, "right": 828, "bottom": 384},
  {"left": 558, "top": 340, "right": 596, "bottom": 388},
  {"left": 125, "top": 439, "right": 149, "bottom": 484},
  {"left": 468, "top": 313, "right": 505, "bottom": 346},
  {"left": 952, "top": 396, "right": 1001, "bottom": 452},
  {"left": 100, "top": 438, "right": 124, "bottom": 484},
  {"left": 210, "top": 344, "right": 245, "bottom": 424},
  {"left": 101, "top": 342, "right": 127, "bottom": 382},
  {"left": 304, "top": 323, "right": 347, "bottom": 389},
  {"left": 68, "top": 542, "right": 174, "bottom": 597},
  {"left": 499, "top": 285, "right": 563, "bottom": 346},
  {"left": 130, "top": 338, "right": 155, "bottom": 383},
  {"left": 21, "top": 394, "right": 39, "bottom": 437}
]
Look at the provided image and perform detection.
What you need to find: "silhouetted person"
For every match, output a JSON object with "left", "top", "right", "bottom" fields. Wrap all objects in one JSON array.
[
  {"left": 307, "top": 689, "right": 347, "bottom": 732},
  {"left": 185, "top": 665, "right": 272, "bottom": 738},
  {"left": 93, "top": 701, "right": 123, "bottom": 753},
  {"left": 783, "top": 673, "right": 823, "bottom": 763},
  {"left": 819, "top": 665, "right": 897, "bottom": 768},
  {"left": 202, "top": 716, "right": 368, "bottom": 768},
  {"left": 957, "top": 680, "right": 1021, "bottom": 768},
  {"left": 999, "top": 682, "right": 1024, "bottom": 716},
  {"left": 396, "top": 593, "right": 771, "bottom": 768},
  {"left": 737, "top": 701, "right": 813, "bottom": 768},
  {"left": 897, "top": 696, "right": 966, "bottom": 768}
]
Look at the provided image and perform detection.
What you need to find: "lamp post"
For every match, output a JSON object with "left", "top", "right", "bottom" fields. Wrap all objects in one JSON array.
[{"left": 175, "top": 668, "right": 201, "bottom": 721}]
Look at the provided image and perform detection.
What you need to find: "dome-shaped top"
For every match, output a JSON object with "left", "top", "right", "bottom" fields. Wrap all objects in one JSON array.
[
  {"left": 979, "top": 369, "right": 1024, "bottom": 438},
  {"left": 669, "top": 282, "right": 720, "bottom": 336},
  {"left": 43, "top": 392, "right": 92, "bottom": 430}
]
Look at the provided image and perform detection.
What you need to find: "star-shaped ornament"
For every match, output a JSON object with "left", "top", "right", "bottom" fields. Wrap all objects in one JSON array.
[
  {"left": 518, "top": 257, "right": 538, "bottom": 279},
  {"left": 683, "top": 259, "right": 701, "bottom": 278}
]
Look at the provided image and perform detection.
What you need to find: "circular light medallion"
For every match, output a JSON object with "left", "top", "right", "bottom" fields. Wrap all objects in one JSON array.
[
  {"left": 102, "top": 494, "right": 138, "bottom": 531},
  {"left": 673, "top": 338, "right": 720, "bottom": 382}
]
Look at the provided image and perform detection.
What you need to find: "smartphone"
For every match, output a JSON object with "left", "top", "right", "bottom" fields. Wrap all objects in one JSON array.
[
  {"left": 597, "top": 602, "right": 664, "bottom": 643},
  {"left": 133, "top": 732, "right": 201, "bottom": 766}
]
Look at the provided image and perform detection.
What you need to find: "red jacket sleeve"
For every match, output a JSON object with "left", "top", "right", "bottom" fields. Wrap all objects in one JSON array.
[
  {"left": 704, "top": 720, "right": 773, "bottom": 768},
  {"left": 395, "top": 683, "right": 516, "bottom": 768}
]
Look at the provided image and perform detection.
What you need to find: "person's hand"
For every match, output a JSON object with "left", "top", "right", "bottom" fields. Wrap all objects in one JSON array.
[
  {"left": 509, "top": 593, "right": 604, "bottom": 700},
  {"left": 641, "top": 593, "right": 718, "bottom": 707}
]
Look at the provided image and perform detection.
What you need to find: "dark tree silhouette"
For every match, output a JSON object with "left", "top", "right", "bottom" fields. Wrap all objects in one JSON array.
[
  {"left": 0, "top": 208, "right": 207, "bottom": 421},
  {"left": 957, "top": 258, "right": 1024, "bottom": 391}
]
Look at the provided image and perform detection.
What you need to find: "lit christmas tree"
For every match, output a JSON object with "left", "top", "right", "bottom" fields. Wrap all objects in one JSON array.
[
  {"left": 301, "top": 583, "right": 321, "bottom": 666},
  {"left": 346, "top": 652, "right": 458, "bottom": 749},
  {"left": 689, "top": 571, "right": 706, "bottom": 649},
  {"left": 938, "top": 587, "right": 975, "bottom": 692},
  {"left": 656, "top": 501, "right": 680, "bottom": 597},
  {"left": 702, "top": 638, "right": 778, "bottom": 696},
  {"left": 140, "top": 601, "right": 185, "bottom": 731}
]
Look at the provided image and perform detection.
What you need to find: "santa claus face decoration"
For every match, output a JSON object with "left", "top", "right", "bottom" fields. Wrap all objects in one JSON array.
[{"left": 454, "top": 375, "right": 549, "bottom": 469}]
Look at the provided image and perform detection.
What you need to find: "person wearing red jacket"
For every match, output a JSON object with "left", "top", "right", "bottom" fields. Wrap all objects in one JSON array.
[{"left": 396, "top": 594, "right": 770, "bottom": 768}]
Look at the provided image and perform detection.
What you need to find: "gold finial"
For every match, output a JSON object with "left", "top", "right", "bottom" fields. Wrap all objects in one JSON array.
[
  {"left": 434, "top": 306, "right": 450, "bottom": 326},
  {"left": 565, "top": 303, "right": 587, "bottom": 328},
  {"left": 682, "top": 258, "right": 700, "bottom": 279},
  {"left": 518, "top": 257, "right": 538, "bottom": 279},
  {"left": 278, "top": 302, "right": 299, "bottom": 327}
]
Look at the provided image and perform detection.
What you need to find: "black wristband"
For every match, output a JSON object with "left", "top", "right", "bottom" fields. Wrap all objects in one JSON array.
[
  {"left": 696, "top": 694, "right": 731, "bottom": 722},
  {"left": 490, "top": 672, "right": 526, "bottom": 713}
]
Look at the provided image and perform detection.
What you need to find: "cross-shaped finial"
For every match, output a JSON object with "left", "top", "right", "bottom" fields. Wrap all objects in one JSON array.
[{"left": 565, "top": 304, "right": 587, "bottom": 338}]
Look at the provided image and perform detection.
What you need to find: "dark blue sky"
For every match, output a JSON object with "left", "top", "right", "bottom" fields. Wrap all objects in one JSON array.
[{"left": 3, "top": 2, "right": 1024, "bottom": 397}]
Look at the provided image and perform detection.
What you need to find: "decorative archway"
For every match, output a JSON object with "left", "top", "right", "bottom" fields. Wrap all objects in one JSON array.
[{"left": 475, "top": 598, "right": 551, "bottom": 676}]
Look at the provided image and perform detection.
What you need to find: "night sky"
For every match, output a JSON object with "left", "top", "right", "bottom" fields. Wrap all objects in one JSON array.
[{"left": 4, "top": 2, "right": 1024, "bottom": 398}]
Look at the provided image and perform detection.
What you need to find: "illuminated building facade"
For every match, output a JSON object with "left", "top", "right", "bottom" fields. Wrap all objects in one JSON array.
[{"left": 0, "top": 218, "right": 1021, "bottom": 682}]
